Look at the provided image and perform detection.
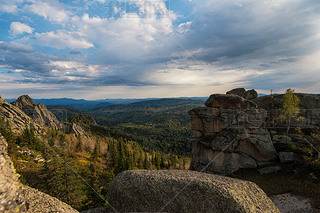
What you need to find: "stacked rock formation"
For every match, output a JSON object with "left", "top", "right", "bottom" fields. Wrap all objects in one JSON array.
[{"left": 189, "top": 91, "right": 278, "bottom": 174}]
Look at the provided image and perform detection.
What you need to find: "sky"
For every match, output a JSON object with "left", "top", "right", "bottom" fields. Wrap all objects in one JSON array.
[{"left": 0, "top": 0, "right": 320, "bottom": 99}]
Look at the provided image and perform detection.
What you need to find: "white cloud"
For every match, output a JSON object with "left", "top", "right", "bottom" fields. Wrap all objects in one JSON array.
[
  {"left": 34, "top": 31, "right": 94, "bottom": 49},
  {"left": 72, "top": 1, "right": 177, "bottom": 62},
  {"left": 10, "top": 22, "right": 34, "bottom": 35},
  {"left": 1, "top": 4, "right": 18, "bottom": 13},
  {"left": 0, "top": 0, "right": 23, "bottom": 13},
  {"left": 24, "top": 0, "right": 71, "bottom": 23}
]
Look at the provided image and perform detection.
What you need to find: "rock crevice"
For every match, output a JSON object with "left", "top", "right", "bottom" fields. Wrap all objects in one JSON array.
[{"left": 189, "top": 92, "right": 278, "bottom": 174}]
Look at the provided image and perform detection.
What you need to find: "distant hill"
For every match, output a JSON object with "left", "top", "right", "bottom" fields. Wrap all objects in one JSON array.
[
  {"left": 47, "top": 98, "right": 204, "bottom": 155},
  {"left": 88, "top": 98, "right": 205, "bottom": 155},
  {"left": 4, "top": 97, "right": 207, "bottom": 109},
  {"left": 4, "top": 98, "right": 110, "bottom": 109}
]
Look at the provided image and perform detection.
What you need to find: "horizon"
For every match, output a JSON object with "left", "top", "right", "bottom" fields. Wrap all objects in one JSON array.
[{"left": 1, "top": 1, "right": 320, "bottom": 99}]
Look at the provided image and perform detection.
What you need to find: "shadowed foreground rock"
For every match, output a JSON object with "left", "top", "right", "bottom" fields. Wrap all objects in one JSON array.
[
  {"left": 108, "top": 170, "right": 280, "bottom": 213},
  {"left": 23, "top": 186, "right": 78, "bottom": 213}
]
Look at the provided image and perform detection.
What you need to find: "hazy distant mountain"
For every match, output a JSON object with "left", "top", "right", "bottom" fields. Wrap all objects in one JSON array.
[{"left": 4, "top": 97, "right": 207, "bottom": 109}]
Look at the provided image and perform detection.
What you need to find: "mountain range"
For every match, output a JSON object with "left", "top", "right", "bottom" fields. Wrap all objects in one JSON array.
[{"left": 4, "top": 97, "right": 208, "bottom": 109}]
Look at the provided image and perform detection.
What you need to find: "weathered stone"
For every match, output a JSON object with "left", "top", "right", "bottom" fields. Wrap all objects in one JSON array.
[
  {"left": 205, "top": 94, "right": 257, "bottom": 109},
  {"left": 257, "top": 166, "right": 281, "bottom": 175},
  {"left": 226, "top": 88, "right": 258, "bottom": 100},
  {"left": 234, "top": 128, "right": 278, "bottom": 161},
  {"left": 270, "top": 193, "right": 313, "bottom": 213},
  {"left": 279, "top": 152, "right": 295, "bottom": 163},
  {"left": 0, "top": 98, "right": 39, "bottom": 133},
  {"left": 64, "top": 122, "right": 89, "bottom": 138},
  {"left": 108, "top": 170, "right": 280, "bottom": 213},
  {"left": 11, "top": 95, "right": 60, "bottom": 129},
  {"left": 189, "top": 97, "right": 277, "bottom": 174},
  {"left": 23, "top": 186, "right": 78, "bottom": 213},
  {"left": 272, "top": 135, "right": 292, "bottom": 143},
  {"left": 244, "top": 89, "right": 258, "bottom": 100},
  {"left": 226, "top": 88, "right": 246, "bottom": 97},
  {"left": 34, "top": 155, "right": 45, "bottom": 163},
  {"left": 191, "top": 140, "right": 258, "bottom": 174},
  {"left": 0, "top": 135, "right": 27, "bottom": 213}
]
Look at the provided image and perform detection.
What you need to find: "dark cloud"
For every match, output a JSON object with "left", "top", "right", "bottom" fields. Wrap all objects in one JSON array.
[
  {"left": 179, "top": 0, "right": 320, "bottom": 65},
  {"left": 0, "top": 42, "right": 33, "bottom": 53},
  {"left": 68, "top": 50, "right": 82, "bottom": 55}
]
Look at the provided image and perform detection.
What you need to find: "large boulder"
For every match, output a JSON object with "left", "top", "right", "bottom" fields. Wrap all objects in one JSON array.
[
  {"left": 226, "top": 88, "right": 258, "bottom": 100},
  {"left": 226, "top": 88, "right": 246, "bottom": 97},
  {"left": 23, "top": 186, "right": 78, "bottom": 213},
  {"left": 205, "top": 94, "right": 257, "bottom": 109},
  {"left": 108, "top": 170, "right": 280, "bottom": 213}
]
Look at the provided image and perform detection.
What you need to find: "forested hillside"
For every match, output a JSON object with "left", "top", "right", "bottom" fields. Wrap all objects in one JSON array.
[
  {"left": 49, "top": 98, "right": 204, "bottom": 156},
  {"left": 0, "top": 115, "right": 188, "bottom": 211}
]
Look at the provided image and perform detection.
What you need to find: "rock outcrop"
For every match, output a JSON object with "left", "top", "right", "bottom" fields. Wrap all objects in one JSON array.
[
  {"left": 252, "top": 93, "right": 320, "bottom": 129},
  {"left": 65, "top": 122, "right": 89, "bottom": 138},
  {"left": 0, "top": 97, "right": 39, "bottom": 133},
  {"left": 11, "top": 95, "right": 60, "bottom": 129},
  {"left": 108, "top": 170, "right": 280, "bottom": 213},
  {"left": 189, "top": 93, "right": 278, "bottom": 174},
  {"left": 0, "top": 95, "right": 62, "bottom": 133},
  {"left": 0, "top": 134, "right": 27, "bottom": 212},
  {"left": 226, "top": 88, "right": 258, "bottom": 100},
  {"left": 0, "top": 134, "right": 78, "bottom": 212}
]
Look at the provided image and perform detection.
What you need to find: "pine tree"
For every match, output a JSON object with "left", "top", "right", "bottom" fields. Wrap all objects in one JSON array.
[
  {"left": 91, "top": 141, "right": 99, "bottom": 162},
  {"left": 143, "top": 152, "right": 150, "bottom": 169},
  {"left": 160, "top": 154, "right": 166, "bottom": 169},
  {"left": 85, "top": 162, "right": 105, "bottom": 209},
  {"left": 107, "top": 141, "right": 118, "bottom": 168},
  {"left": 155, "top": 152, "right": 160, "bottom": 170},
  {"left": 115, "top": 140, "right": 127, "bottom": 174},
  {"left": 137, "top": 151, "right": 143, "bottom": 169}
]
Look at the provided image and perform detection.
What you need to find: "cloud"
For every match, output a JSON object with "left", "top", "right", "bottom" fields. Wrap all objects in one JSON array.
[
  {"left": 2, "top": 0, "right": 320, "bottom": 98},
  {"left": 24, "top": 0, "right": 71, "bottom": 23},
  {"left": 34, "top": 31, "right": 94, "bottom": 49},
  {"left": 0, "top": 41, "right": 33, "bottom": 53},
  {"left": 10, "top": 22, "right": 34, "bottom": 35},
  {"left": 0, "top": 0, "right": 22, "bottom": 13}
]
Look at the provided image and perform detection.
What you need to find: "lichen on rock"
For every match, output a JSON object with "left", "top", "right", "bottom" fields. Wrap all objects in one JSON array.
[{"left": 108, "top": 170, "right": 280, "bottom": 213}]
